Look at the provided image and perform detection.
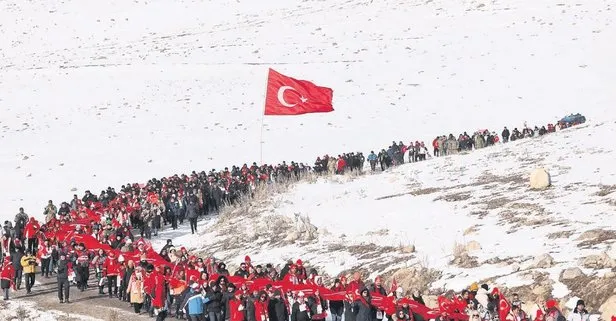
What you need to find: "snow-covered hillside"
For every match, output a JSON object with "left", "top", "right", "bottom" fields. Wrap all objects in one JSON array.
[
  {"left": 1, "top": 0, "right": 615, "bottom": 219},
  {"left": 168, "top": 120, "right": 616, "bottom": 312}
]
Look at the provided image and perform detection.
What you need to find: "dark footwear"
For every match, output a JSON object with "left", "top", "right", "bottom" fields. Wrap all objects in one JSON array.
[
  {"left": 65, "top": 300, "right": 70, "bottom": 304},
  {"left": 60, "top": 300, "right": 64, "bottom": 304}
]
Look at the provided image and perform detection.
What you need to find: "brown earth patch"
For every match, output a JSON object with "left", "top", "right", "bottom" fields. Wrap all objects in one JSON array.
[
  {"left": 561, "top": 275, "right": 616, "bottom": 313},
  {"left": 384, "top": 266, "right": 443, "bottom": 293},
  {"left": 463, "top": 225, "right": 480, "bottom": 235},
  {"left": 345, "top": 243, "right": 398, "bottom": 260},
  {"left": 484, "top": 197, "right": 513, "bottom": 210},
  {"left": 470, "top": 211, "right": 489, "bottom": 219},
  {"left": 434, "top": 191, "right": 472, "bottom": 202},
  {"left": 596, "top": 185, "right": 616, "bottom": 197},
  {"left": 577, "top": 229, "right": 616, "bottom": 248},
  {"left": 503, "top": 271, "right": 554, "bottom": 303},
  {"left": 474, "top": 172, "right": 527, "bottom": 187},
  {"left": 410, "top": 187, "right": 442, "bottom": 196},
  {"left": 547, "top": 230, "right": 575, "bottom": 239}
]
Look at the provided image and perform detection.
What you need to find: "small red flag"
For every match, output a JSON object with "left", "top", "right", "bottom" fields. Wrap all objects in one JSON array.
[
  {"left": 264, "top": 68, "right": 334, "bottom": 115},
  {"left": 497, "top": 290, "right": 511, "bottom": 321},
  {"left": 390, "top": 277, "right": 398, "bottom": 294}
]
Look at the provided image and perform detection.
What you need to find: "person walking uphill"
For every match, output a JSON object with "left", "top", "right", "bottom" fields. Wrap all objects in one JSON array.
[
  {"left": 350, "top": 288, "right": 374, "bottom": 321},
  {"left": 21, "top": 250, "right": 37, "bottom": 294},
  {"left": 182, "top": 282, "right": 208, "bottom": 321},
  {"left": 24, "top": 217, "right": 40, "bottom": 254},
  {"left": 103, "top": 251, "right": 121, "bottom": 298},
  {"left": 186, "top": 196, "right": 199, "bottom": 235},
  {"left": 1, "top": 256, "right": 16, "bottom": 300},
  {"left": 56, "top": 253, "right": 71, "bottom": 303}
]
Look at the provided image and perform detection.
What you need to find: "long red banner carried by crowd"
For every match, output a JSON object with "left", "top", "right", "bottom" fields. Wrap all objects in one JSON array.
[{"left": 39, "top": 199, "right": 518, "bottom": 321}]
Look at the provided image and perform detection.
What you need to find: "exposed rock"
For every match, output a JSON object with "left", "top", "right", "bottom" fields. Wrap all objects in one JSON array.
[
  {"left": 530, "top": 168, "right": 551, "bottom": 190},
  {"left": 599, "top": 295, "right": 616, "bottom": 321},
  {"left": 400, "top": 245, "right": 416, "bottom": 253},
  {"left": 391, "top": 267, "right": 442, "bottom": 293},
  {"left": 511, "top": 263, "right": 521, "bottom": 272},
  {"left": 450, "top": 252, "right": 479, "bottom": 268},
  {"left": 582, "top": 253, "right": 616, "bottom": 269},
  {"left": 560, "top": 267, "right": 584, "bottom": 280},
  {"left": 531, "top": 283, "right": 552, "bottom": 298},
  {"left": 465, "top": 240, "right": 482, "bottom": 252},
  {"left": 284, "top": 231, "right": 300, "bottom": 242},
  {"left": 532, "top": 253, "right": 555, "bottom": 268}
]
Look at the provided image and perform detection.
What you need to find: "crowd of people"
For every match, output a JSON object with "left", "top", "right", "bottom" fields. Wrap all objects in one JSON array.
[
  {"left": 0, "top": 116, "right": 590, "bottom": 321},
  {"left": 320, "top": 120, "right": 569, "bottom": 174}
]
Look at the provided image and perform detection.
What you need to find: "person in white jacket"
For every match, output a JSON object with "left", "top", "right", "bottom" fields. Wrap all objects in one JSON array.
[{"left": 567, "top": 300, "right": 590, "bottom": 321}]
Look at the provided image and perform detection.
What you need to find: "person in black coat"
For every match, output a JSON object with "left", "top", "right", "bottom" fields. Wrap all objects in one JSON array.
[
  {"left": 222, "top": 283, "right": 237, "bottom": 321},
  {"left": 56, "top": 253, "right": 71, "bottom": 303},
  {"left": 269, "top": 290, "right": 288, "bottom": 321},
  {"left": 329, "top": 279, "right": 345, "bottom": 321},
  {"left": 502, "top": 127, "right": 510, "bottom": 143},
  {"left": 206, "top": 282, "right": 224, "bottom": 321},
  {"left": 291, "top": 291, "right": 311, "bottom": 321},
  {"left": 351, "top": 288, "right": 374, "bottom": 321}
]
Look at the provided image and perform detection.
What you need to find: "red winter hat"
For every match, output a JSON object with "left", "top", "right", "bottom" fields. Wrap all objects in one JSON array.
[
  {"left": 189, "top": 256, "right": 197, "bottom": 261},
  {"left": 290, "top": 264, "right": 297, "bottom": 270},
  {"left": 546, "top": 299, "right": 558, "bottom": 309},
  {"left": 181, "top": 247, "right": 187, "bottom": 252},
  {"left": 296, "top": 259, "right": 303, "bottom": 266},
  {"left": 245, "top": 256, "right": 251, "bottom": 263}
]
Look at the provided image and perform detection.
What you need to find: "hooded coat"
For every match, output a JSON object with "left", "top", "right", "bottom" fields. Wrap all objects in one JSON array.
[{"left": 352, "top": 289, "right": 375, "bottom": 321}]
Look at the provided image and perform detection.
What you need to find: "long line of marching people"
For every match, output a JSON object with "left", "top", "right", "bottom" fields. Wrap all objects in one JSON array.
[{"left": 0, "top": 115, "right": 589, "bottom": 321}]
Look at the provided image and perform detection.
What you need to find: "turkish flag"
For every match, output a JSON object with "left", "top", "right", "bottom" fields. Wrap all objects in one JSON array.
[
  {"left": 264, "top": 68, "right": 334, "bottom": 115},
  {"left": 498, "top": 292, "right": 511, "bottom": 321}
]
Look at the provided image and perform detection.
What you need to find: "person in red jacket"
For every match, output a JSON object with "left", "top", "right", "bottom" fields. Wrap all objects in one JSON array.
[
  {"left": 336, "top": 157, "right": 346, "bottom": 175},
  {"left": 283, "top": 265, "right": 299, "bottom": 285},
  {"left": 432, "top": 137, "right": 440, "bottom": 157},
  {"left": 103, "top": 251, "right": 121, "bottom": 298},
  {"left": 24, "top": 217, "right": 40, "bottom": 254},
  {"left": 149, "top": 267, "right": 168, "bottom": 320},
  {"left": 229, "top": 290, "right": 246, "bottom": 321},
  {"left": 255, "top": 291, "right": 270, "bottom": 321},
  {"left": 1, "top": 256, "right": 16, "bottom": 300}
]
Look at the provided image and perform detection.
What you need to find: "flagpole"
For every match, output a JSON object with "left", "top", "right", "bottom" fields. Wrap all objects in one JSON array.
[
  {"left": 259, "top": 108, "right": 265, "bottom": 165},
  {"left": 260, "top": 69, "right": 269, "bottom": 165}
]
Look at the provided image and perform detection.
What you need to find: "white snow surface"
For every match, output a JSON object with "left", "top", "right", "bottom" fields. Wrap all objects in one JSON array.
[{"left": 1, "top": 0, "right": 615, "bottom": 220}]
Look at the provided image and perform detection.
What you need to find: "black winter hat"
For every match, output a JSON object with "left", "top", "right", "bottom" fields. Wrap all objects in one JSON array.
[
  {"left": 576, "top": 300, "right": 585, "bottom": 307},
  {"left": 481, "top": 284, "right": 489, "bottom": 291}
]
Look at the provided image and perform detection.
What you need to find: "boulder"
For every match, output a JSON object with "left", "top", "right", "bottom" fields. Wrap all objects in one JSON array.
[
  {"left": 560, "top": 267, "right": 584, "bottom": 280},
  {"left": 511, "top": 263, "right": 521, "bottom": 273},
  {"left": 582, "top": 253, "right": 616, "bottom": 269},
  {"left": 284, "top": 231, "right": 300, "bottom": 242},
  {"left": 599, "top": 295, "right": 616, "bottom": 321},
  {"left": 401, "top": 245, "right": 416, "bottom": 253},
  {"left": 532, "top": 253, "right": 555, "bottom": 269},
  {"left": 530, "top": 168, "right": 551, "bottom": 190},
  {"left": 465, "top": 240, "right": 482, "bottom": 252}
]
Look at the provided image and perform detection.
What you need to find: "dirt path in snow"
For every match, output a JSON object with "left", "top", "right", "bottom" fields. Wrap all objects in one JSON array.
[{"left": 12, "top": 275, "right": 153, "bottom": 320}]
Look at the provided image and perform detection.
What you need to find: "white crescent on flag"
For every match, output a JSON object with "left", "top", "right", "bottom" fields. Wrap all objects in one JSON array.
[{"left": 277, "top": 86, "right": 298, "bottom": 107}]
